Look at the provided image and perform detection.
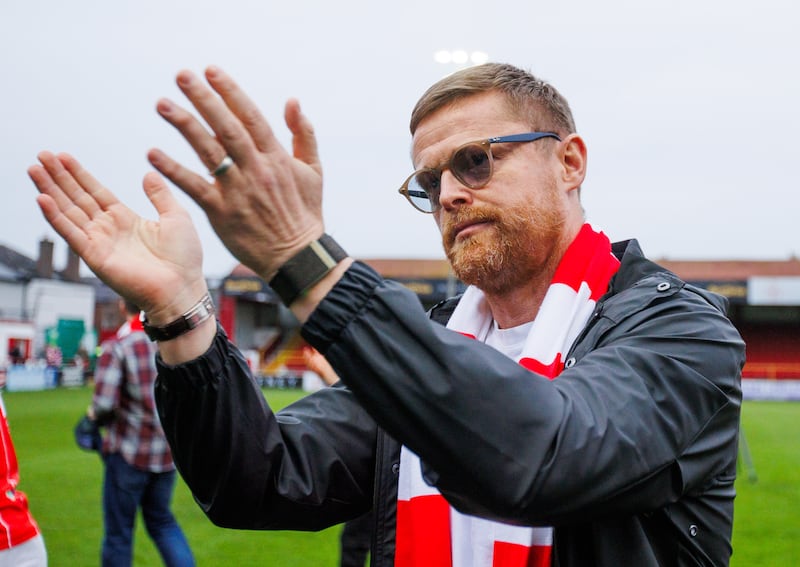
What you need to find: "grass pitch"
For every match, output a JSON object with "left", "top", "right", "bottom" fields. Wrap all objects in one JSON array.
[
  {"left": 6, "top": 386, "right": 339, "bottom": 566},
  {"left": 3, "top": 387, "right": 797, "bottom": 566}
]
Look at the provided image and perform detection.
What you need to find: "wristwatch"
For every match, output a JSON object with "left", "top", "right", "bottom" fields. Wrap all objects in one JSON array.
[
  {"left": 140, "top": 293, "right": 215, "bottom": 342},
  {"left": 269, "top": 234, "right": 348, "bottom": 306}
]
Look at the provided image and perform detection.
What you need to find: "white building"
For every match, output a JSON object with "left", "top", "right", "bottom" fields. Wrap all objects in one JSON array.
[{"left": 0, "top": 239, "right": 95, "bottom": 369}]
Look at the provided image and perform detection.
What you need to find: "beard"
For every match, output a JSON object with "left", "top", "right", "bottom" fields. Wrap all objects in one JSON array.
[{"left": 441, "top": 188, "right": 565, "bottom": 295}]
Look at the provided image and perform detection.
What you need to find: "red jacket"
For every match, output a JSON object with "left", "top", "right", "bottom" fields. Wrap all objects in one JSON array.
[{"left": 0, "top": 394, "right": 40, "bottom": 549}]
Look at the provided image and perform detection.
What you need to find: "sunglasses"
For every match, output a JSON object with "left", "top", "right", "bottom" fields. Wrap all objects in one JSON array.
[{"left": 398, "top": 131, "right": 561, "bottom": 213}]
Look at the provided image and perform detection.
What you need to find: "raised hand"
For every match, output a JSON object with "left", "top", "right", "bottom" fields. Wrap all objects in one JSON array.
[
  {"left": 302, "top": 346, "right": 340, "bottom": 386},
  {"left": 147, "top": 66, "right": 325, "bottom": 281},
  {"left": 28, "top": 151, "right": 208, "bottom": 324}
]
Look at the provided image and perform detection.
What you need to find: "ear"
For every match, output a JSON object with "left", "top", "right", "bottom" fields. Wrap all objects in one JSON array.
[{"left": 558, "top": 134, "right": 587, "bottom": 193}]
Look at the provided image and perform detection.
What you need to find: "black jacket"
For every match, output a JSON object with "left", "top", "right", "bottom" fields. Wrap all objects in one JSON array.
[{"left": 155, "top": 239, "right": 745, "bottom": 566}]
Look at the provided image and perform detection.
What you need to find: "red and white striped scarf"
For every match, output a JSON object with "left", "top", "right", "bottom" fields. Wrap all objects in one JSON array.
[{"left": 396, "top": 223, "right": 620, "bottom": 567}]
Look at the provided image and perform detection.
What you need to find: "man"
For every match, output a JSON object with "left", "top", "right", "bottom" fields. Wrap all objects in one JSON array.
[
  {"left": 88, "top": 299, "right": 194, "bottom": 567},
  {"left": 30, "top": 63, "right": 744, "bottom": 566}
]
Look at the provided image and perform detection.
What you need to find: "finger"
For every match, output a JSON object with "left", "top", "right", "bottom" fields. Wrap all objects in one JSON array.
[
  {"left": 29, "top": 152, "right": 92, "bottom": 228},
  {"left": 57, "top": 153, "right": 119, "bottom": 212},
  {"left": 173, "top": 69, "right": 258, "bottom": 168},
  {"left": 34, "top": 152, "right": 96, "bottom": 216},
  {"left": 33, "top": 192, "right": 91, "bottom": 256},
  {"left": 204, "top": 66, "right": 278, "bottom": 154},
  {"left": 147, "top": 148, "right": 222, "bottom": 211},
  {"left": 28, "top": 153, "right": 65, "bottom": 201},
  {"left": 155, "top": 98, "right": 230, "bottom": 175},
  {"left": 141, "top": 171, "right": 187, "bottom": 219},
  {"left": 285, "top": 99, "right": 322, "bottom": 174}
]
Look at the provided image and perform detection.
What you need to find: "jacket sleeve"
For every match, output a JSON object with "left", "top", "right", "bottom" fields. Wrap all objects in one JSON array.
[
  {"left": 154, "top": 324, "right": 377, "bottom": 531},
  {"left": 301, "top": 261, "right": 745, "bottom": 526}
]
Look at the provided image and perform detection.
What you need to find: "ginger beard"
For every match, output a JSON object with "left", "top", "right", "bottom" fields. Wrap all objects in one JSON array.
[{"left": 441, "top": 181, "right": 565, "bottom": 295}]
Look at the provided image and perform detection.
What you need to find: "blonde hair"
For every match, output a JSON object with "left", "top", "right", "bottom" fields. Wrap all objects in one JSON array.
[{"left": 410, "top": 63, "right": 576, "bottom": 137}]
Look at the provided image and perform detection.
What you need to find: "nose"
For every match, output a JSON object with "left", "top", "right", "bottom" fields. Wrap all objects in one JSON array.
[{"left": 437, "top": 169, "right": 474, "bottom": 211}]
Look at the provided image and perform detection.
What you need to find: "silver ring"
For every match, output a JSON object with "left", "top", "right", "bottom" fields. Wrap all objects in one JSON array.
[{"left": 210, "top": 155, "right": 234, "bottom": 177}]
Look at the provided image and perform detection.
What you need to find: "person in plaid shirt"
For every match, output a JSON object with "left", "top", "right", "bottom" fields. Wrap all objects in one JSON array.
[{"left": 88, "top": 299, "right": 194, "bottom": 567}]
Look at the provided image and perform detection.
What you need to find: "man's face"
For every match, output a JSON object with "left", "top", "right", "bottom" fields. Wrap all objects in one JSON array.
[{"left": 411, "top": 92, "right": 570, "bottom": 294}]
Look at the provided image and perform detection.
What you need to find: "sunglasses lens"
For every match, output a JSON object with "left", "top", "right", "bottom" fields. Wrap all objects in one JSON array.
[
  {"left": 452, "top": 144, "right": 491, "bottom": 187},
  {"left": 403, "top": 143, "right": 493, "bottom": 213},
  {"left": 407, "top": 170, "right": 440, "bottom": 212}
]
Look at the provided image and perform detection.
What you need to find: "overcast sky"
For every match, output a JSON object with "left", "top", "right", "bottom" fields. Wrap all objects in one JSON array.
[{"left": 3, "top": 0, "right": 797, "bottom": 278}]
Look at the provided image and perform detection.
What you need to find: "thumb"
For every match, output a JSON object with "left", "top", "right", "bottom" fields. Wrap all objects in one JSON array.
[
  {"left": 285, "top": 99, "right": 321, "bottom": 173},
  {"left": 142, "top": 172, "right": 185, "bottom": 218}
]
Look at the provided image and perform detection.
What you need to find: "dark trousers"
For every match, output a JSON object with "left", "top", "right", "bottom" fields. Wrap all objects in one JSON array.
[
  {"left": 101, "top": 453, "right": 194, "bottom": 567},
  {"left": 340, "top": 510, "right": 373, "bottom": 567}
]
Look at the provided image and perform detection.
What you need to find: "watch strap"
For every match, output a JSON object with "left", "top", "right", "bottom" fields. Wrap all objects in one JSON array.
[
  {"left": 269, "top": 234, "right": 348, "bottom": 306},
  {"left": 140, "top": 293, "right": 215, "bottom": 342}
]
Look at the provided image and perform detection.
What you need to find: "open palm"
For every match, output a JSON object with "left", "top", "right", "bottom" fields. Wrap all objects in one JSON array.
[{"left": 29, "top": 151, "right": 205, "bottom": 315}]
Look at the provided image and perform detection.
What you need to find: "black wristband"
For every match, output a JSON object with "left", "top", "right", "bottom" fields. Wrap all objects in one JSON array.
[
  {"left": 140, "top": 293, "right": 215, "bottom": 342},
  {"left": 269, "top": 234, "right": 348, "bottom": 306}
]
